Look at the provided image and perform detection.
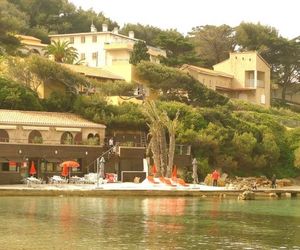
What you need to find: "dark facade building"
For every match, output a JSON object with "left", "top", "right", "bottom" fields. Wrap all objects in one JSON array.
[{"left": 0, "top": 109, "right": 106, "bottom": 184}]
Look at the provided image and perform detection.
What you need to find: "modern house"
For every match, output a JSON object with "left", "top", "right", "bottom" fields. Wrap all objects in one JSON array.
[
  {"left": 0, "top": 109, "right": 106, "bottom": 184},
  {"left": 181, "top": 51, "right": 271, "bottom": 107},
  {"left": 49, "top": 24, "right": 166, "bottom": 82},
  {"left": 16, "top": 35, "right": 47, "bottom": 56}
]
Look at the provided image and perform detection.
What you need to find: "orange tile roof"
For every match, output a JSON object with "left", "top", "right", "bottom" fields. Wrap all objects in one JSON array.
[{"left": 0, "top": 109, "right": 105, "bottom": 128}]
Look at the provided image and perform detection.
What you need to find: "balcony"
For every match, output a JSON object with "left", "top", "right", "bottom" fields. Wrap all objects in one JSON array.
[
  {"left": 104, "top": 42, "right": 134, "bottom": 51},
  {"left": 245, "top": 79, "right": 265, "bottom": 88}
]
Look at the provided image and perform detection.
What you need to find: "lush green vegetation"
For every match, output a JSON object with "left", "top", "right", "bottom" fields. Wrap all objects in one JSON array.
[{"left": 0, "top": 0, "right": 299, "bottom": 178}]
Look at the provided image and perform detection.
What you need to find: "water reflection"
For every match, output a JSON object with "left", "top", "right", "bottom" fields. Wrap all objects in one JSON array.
[{"left": 0, "top": 197, "right": 299, "bottom": 249}]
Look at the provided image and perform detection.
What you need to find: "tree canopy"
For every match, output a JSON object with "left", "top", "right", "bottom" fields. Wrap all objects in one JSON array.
[
  {"left": 188, "top": 25, "right": 236, "bottom": 68},
  {"left": 129, "top": 41, "right": 150, "bottom": 65}
]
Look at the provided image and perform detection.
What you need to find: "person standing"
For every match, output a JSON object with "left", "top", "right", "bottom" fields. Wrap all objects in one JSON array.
[
  {"left": 109, "top": 137, "right": 114, "bottom": 148},
  {"left": 212, "top": 170, "right": 220, "bottom": 186},
  {"left": 271, "top": 174, "right": 276, "bottom": 189}
]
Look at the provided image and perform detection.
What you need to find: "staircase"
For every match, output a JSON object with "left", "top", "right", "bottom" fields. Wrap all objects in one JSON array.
[{"left": 140, "top": 132, "right": 147, "bottom": 147}]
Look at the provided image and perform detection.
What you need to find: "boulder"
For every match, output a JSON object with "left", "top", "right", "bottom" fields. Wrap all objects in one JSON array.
[{"left": 238, "top": 191, "right": 255, "bottom": 200}]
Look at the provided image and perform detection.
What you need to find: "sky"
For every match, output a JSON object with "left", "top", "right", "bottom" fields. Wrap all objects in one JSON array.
[{"left": 69, "top": 0, "right": 300, "bottom": 39}]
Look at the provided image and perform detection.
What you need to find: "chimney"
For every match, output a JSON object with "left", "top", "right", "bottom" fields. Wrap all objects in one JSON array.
[
  {"left": 102, "top": 23, "right": 108, "bottom": 32},
  {"left": 129, "top": 31, "right": 135, "bottom": 39},
  {"left": 90, "top": 23, "right": 97, "bottom": 33},
  {"left": 113, "top": 27, "right": 119, "bottom": 34}
]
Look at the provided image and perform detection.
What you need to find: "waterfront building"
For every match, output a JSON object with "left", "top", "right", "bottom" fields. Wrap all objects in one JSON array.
[
  {"left": 181, "top": 51, "right": 271, "bottom": 107},
  {"left": 0, "top": 109, "right": 105, "bottom": 184}
]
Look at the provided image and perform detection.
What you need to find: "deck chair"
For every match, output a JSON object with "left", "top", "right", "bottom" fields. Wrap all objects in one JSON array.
[
  {"left": 177, "top": 178, "right": 189, "bottom": 187},
  {"left": 159, "top": 177, "right": 176, "bottom": 187},
  {"left": 147, "top": 176, "right": 159, "bottom": 184}
]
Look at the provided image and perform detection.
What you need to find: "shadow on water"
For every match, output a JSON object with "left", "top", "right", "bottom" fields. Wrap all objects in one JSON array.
[{"left": 0, "top": 196, "right": 299, "bottom": 249}]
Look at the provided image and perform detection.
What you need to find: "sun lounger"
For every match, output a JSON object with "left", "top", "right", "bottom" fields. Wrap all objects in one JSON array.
[
  {"left": 177, "top": 178, "right": 189, "bottom": 187},
  {"left": 147, "top": 176, "right": 159, "bottom": 184},
  {"left": 159, "top": 177, "right": 176, "bottom": 187}
]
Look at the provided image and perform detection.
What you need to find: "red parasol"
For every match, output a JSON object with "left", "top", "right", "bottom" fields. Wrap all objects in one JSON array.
[
  {"left": 61, "top": 161, "right": 80, "bottom": 168},
  {"left": 29, "top": 161, "right": 37, "bottom": 176},
  {"left": 152, "top": 164, "right": 157, "bottom": 176},
  {"left": 60, "top": 161, "right": 80, "bottom": 179}
]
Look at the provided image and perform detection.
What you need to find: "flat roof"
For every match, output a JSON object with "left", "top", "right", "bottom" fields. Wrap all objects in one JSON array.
[
  {"left": 49, "top": 31, "right": 139, "bottom": 42},
  {"left": 0, "top": 109, "right": 106, "bottom": 128}
]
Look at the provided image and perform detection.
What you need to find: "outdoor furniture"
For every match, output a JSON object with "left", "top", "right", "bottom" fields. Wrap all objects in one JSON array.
[
  {"left": 105, "top": 173, "right": 117, "bottom": 183},
  {"left": 159, "top": 177, "right": 176, "bottom": 187},
  {"left": 177, "top": 178, "right": 189, "bottom": 187},
  {"left": 84, "top": 173, "right": 98, "bottom": 184},
  {"left": 49, "top": 175, "right": 68, "bottom": 184},
  {"left": 26, "top": 177, "right": 43, "bottom": 186},
  {"left": 147, "top": 176, "right": 159, "bottom": 184}
]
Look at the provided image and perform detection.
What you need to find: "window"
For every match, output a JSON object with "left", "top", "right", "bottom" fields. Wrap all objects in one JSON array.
[
  {"left": 81, "top": 36, "right": 85, "bottom": 43},
  {"left": 61, "top": 132, "right": 74, "bottom": 144},
  {"left": 0, "top": 129, "right": 9, "bottom": 142},
  {"left": 69, "top": 37, "right": 74, "bottom": 44},
  {"left": 28, "top": 130, "right": 43, "bottom": 144},
  {"left": 92, "top": 35, "right": 97, "bottom": 43},
  {"left": 92, "top": 52, "right": 98, "bottom": 59},
  {"left": 80, "top": 53, "right": 86, "bottom": 60}
]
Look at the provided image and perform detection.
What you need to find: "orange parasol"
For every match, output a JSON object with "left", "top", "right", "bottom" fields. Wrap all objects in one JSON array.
[
  {"left": 152, "top": 164, "right": 157, "bottom": 176},
  {"left": 61, "top": 165, "right": 69, "bottom": 177},
  {"left": 172, "top": 165, "right": 177, "bottom": 180},
  {"left": 29, "top": 161, "right": 37, "bottom": 176},
  {"left": 61, "top": 161, "right": 80, "bottom": 168},
  {"left": 60, "top": 161, "right": 80, "bottom": 179}
]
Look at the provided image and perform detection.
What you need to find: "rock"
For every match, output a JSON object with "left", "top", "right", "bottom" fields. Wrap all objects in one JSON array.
[
  {"left": 277, "top": 178, "right": 292, "bottom": 187},
  {"left": 238, "top": 191, "right": 255, "bottom": 200},
  {"left": 269, "top": 193, "right": 278, "bottom": 198}
]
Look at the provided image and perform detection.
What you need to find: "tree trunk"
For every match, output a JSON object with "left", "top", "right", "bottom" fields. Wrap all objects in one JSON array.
[
  {"left": 281, "top": 85, "right": 287, "bottom": 103},
  {"left": 167, "top": 132, "right": 176, "bottom": 178},
  {"left": 159, "top": 127, "right": 168, "bottom": 177}
]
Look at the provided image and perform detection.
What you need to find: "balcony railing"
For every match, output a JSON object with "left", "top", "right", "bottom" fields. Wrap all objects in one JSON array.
[
  {"left": 245, "top": 79, "right": 255, "bottom": 88},
  {"left": 0, "top": 137, "right": 103, "bottom": 146},
  {"left": 245, "top": 79, "right": 265, "bottom": 88}
]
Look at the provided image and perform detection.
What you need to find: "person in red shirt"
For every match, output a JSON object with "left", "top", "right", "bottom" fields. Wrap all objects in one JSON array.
[{"left": 212, "top": 170, "right": 220, "bottom": 186}]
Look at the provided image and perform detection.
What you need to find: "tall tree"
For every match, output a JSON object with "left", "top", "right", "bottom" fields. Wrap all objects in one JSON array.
[
  {"left": 143, "top": 100, "right": 179, "bottom": 177},
  {"left": 156, "top": 30, "right": 200, "bottom": 66},
  {"left": 188, "top": 25, "right": 236, "bottom": 67},
  {"left": 0, "top": 0, "right": 28, "bottom": 54},
  {"left": 44, "top": 40, "right": 78, "bottom": 63},
  {"left": 121, "top": 24, "right": 199, "bottom": 66},
  {"left": 129, "top": 40, "right": 150, "bottom": 65},
  {"left": 120, "top": 23, "right": 163, "bottom": 46}
]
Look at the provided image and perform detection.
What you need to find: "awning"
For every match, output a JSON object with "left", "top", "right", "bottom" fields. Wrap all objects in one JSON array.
[{"left": 44, "top": 158, "right": 61, "bottom": 163}]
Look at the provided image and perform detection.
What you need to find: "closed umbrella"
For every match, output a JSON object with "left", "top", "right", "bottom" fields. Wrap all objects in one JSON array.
[
  {"left": 29, "top": 161, "right": 36, "bottom": 176},
  {"left": 171, "top": 165, "right": 177, "bottom": 181},
  {"left": 152, "top": 164, "right": 157, "bottom": 176}
]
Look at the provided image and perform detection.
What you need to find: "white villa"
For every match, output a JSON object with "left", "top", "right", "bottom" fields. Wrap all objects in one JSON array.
[{"left": 49, "top": 24, "right": 166, "bottom": 82}]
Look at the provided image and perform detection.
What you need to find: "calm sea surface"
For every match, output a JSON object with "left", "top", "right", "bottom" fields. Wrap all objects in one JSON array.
[{"left": 0, "top": 196, "right": 299, "bottom": 250}]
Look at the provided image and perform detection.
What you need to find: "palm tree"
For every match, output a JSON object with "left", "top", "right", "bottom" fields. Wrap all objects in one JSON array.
[{"left": 44, "top": 40, "right": 78, "bottom": 63}]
